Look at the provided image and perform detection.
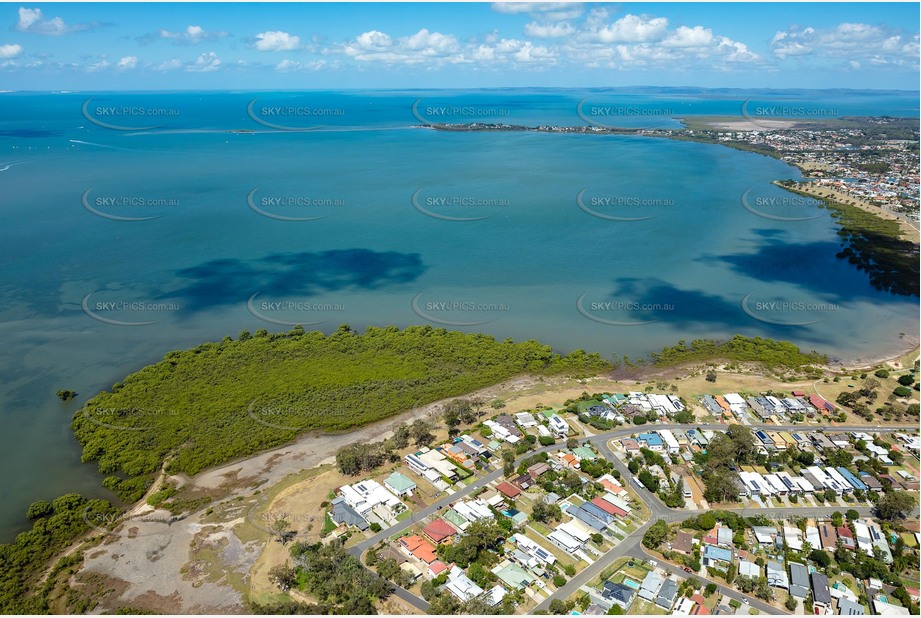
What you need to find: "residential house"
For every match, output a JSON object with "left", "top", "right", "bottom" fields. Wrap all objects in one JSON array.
[
  {"left": 422, "top": 519, "right": 458, "bottom": 544},
  {"left": 495, "top": 481, "right": 521, "bottom": 499},
  {"left": 548, "top": 415, "right": 570, "bottom": 437},
  {"left": 602, "top": 581, "right": 636, "bottom": 609},
  {"left": 767, "top": 560, "right": 789, "bottom": 589},
  {"left": 638, "top": 570, "right": 665, "bottom": 601},
  {"left": 491, "top": 562, "right": 534, "bottom": 589},
  {"left": 637, "top": 433, "right": 664, "bottom": 451},
  {"left": 328, "top": 497, "right": 369, "bottom": 530},
  {"left": 443, "top": 508, "right": 470, "bottom": 531},
  {"left": 511, "top": 473, "right": 533, "bottom": 491},
  {"left": 672, "top": 530, "right": 695, "bottom": 555},
  {"left": 703, "top": 545, "right": 732, "bottom": 568},
  {"left": 738, "top": 559, "right": 761, "bottom": 579},
  {"left": 812, "top": 572, "right": 832, "bottom": 613},
  {"left": 837, "top": 526, "right": 856, "bottom": 551},
  {"left": 788, "top": 562, "right": 810, "bottom": 599},
  {"left": 656, "top": 579, "right": 679, "bottom": 610},
  {"left": 528, "top": 462, "right": 551, "bottom": 479},
  {"left": 819, "top": 523, "right": 839, "bottom": 550},
  {"left": 384, "top": 471, "right": 417, "bottom": 497},
  {"left": 445, "top": 565, "right": 484, "bottom": 602},
  {"left": 837, "top": 598, "right": 866, "bottom": 615},
  {"left": 399, "top": 535, "right": 437, "bottom": 564}
]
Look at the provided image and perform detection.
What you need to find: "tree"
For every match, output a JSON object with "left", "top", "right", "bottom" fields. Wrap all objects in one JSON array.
[
  {"left": 410, "top": 419, "right": 435, "bottom": 446},
  {"left": 268, "top": 564, "right": 297, "bottom": 591},
  {"left": 702, "top": 471, "right": 739, "bottom": 503},
  {"left": 26, "top": 500, "right": 53, "bottom": 519},
  {"left": 893, "top": 386, "right": 912, "bottom": 397},
  {"left": 874, "top": 369, "right": 889, "bottom": 378},
  {"left": 269, "top": 517, "right": 290, "bottom": 543},
  {"left": 704, "top": 583, "right": 717, "bottom": 597},
  {"left": 845, "top": 509, "right": 859, "bottom": 521},
  {"left": 877, "top": 491, "right": 917, "bottom": 520},
  {"left": 642, "top": 519, "right": 668, "bottom": 549},
  {"left": 897, "top": 374, "right": 915, "bottom": 386},
  {"left": 539, "top": 435, "right": 555, "bottom": 446},
  {"left": 531, "top": 500, "right": 562, "bottom": 523},
  {"left": 549, "top": 599, "right": 567, "bottom": 615},
  {"left": 566, "top": 438, "right": 579, "bottom": 449},
  {"left": 638, "top": 470, "right": 660, "bottom": 492},
  {"left": 553, "top": 575, "right": 566, "bottom": 587},
  {"left": 736, "top": 575, "right": 754, "bottom": 593},
  {"left": 705, "top": 370, "right": 717, "bottom": 382},
  {"left": 809, "top": 549, "right": 831, "bottom": 568},
  {"left": 785, "top": 595, "right": 798, "bottom": 611},
  {"left": 56, "top": 389, "right": 77, "bottom": 401},
  {"left": 391, "top": 423, "right": 411, "bottom": 449}
]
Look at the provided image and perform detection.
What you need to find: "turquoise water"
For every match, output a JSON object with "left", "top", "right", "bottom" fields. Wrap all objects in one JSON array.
[
  {"left": 0, "top": 89, "right": 918, "bottom": 540},
  {"left": 623, "top": 578, "right": 641, "bottom": 589}
]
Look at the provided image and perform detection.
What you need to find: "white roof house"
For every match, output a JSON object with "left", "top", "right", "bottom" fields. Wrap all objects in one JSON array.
[
  {"left": 805, "top": 525, "right": 821, "bottom": 549},
  {"left": 738, "top": 559, "right": 761, "bottom": 578},
  {"left": 558, "top": 520, "right": 591, "bottom": 543},
  {"left": 724, "top": 393, "right": 746, "bottom": 406},
  {"left": 338, "top": 480, "right": 402, "bottom": 516},
  {"left": 454, "top": 499, "right": 493, "bottom": 522},
  {"left": 515, "top": 412, "right": 538, "bottom": 428},
  {"left": 783, "top": 526, "right": 804, "bottom": 551},
  {"left": 658, "top": 429, "right": 680, "bottom": 453},
  {"left": 445, "top": 566, "right": 484, "bottom": 602},
  {"left": 548, "top": 528, "right": 583, "bottom": 553},
  {"left": 548, "top": 415, "right": 570, "bottom": 436},
  {"left": 825, "top": 467, "right": 854, "bottom": 493}
]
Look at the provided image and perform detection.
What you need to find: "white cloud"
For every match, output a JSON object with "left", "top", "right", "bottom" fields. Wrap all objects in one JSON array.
[
  {"left": 86, "top": 59, "right": 110, "bottom": 72},
  {"left": 492, "top": 2, "right": 583, "bottom": 20},
  {"left": 343, "top": 29, "right": 462, "bottom": 65},
  {"left": 580, "top": 14, "right": 669, "bottom": 44},
  {"left": 401, "top": 29, "right": 459, "bottom": 53},
  {"left": 354, "top": 30, "right": 392, "bottom": 50},
  {"left": 662, "top": 25, "right": 714, "bottom": 48},
  {"left": 16, "top": 7, "right": 89, "bottom": 35},
  {"left": 160, "top": 25, "right": 227, "bottom": 45},
  {"left": 156, "top": 58, "right": 182, "bottom": 71},
  {"left": 771, "top": 23, "right": 919, "bottom": 66},
  {"left": 0, "top": 43, "right": 23, "bottom": 58},
  {"left": 187, "top": 51, "right": 221, "bottom": 72},
  {"left": 116, "top": 55, "right": 137, "bottom": 70},
  {"left": 254, "top": 30, "right": 301, "bottom": 51},
  {"left": 524, "top": 21, "right": 575, "bottom": 38},
  {"left": 275, "top": 59, "right": 327, "bottom": 72}
]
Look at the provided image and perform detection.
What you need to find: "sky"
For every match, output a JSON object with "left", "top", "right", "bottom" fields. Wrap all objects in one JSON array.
[{"left": 1, "top": 2, "right": 919, "bottom": 91}]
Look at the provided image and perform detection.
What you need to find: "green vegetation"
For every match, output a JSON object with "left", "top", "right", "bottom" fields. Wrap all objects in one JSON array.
[
  {"left": 876, "top": 491, "right": 917, "bottom": 520},
  {"left": 698, "top": 425, "right": 755, "bottom": 502},
  {"left": 73, "top": 325, "right": 609, "bottom": 499},
  {"left": 647, "top": 335, "right": 827, "bottom": 369},
  {"left": 0, "top": 494, "right": 119, "bottom": 613},
  {"left": 56, "top": 390, "right": 77, "bottom": 401},
  {"left": 288, "top": 539, "right": 391, "bottom": 614},
  {"left": 778, "top": 181, "right": 919, "bottom": 297},
  {"left": 642, "top": 520, "right": 668, "bottom": 549}
]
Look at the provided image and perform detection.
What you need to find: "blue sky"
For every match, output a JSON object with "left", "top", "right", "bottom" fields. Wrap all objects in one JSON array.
[{"left": 1, "top": 2, "right": 918, "bottom": 90}]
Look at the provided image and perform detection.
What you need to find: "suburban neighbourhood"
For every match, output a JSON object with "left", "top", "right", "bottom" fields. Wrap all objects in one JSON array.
[{"left": 267, "top": 362, "right": 921, "bottom": 616}]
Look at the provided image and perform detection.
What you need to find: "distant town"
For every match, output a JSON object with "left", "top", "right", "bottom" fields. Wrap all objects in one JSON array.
[{"left": 422, "top": 116, "right": 921, "bottom": 229}]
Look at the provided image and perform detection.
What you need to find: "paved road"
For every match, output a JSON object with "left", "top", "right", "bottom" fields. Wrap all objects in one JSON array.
[{"left": 348, "top": 421, "right": 916, "bottom": 613}]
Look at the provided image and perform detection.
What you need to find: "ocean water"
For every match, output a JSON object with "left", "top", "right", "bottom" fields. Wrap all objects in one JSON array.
[{"left": 0, "top": 89, "right": 918, "bottom": 540}]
